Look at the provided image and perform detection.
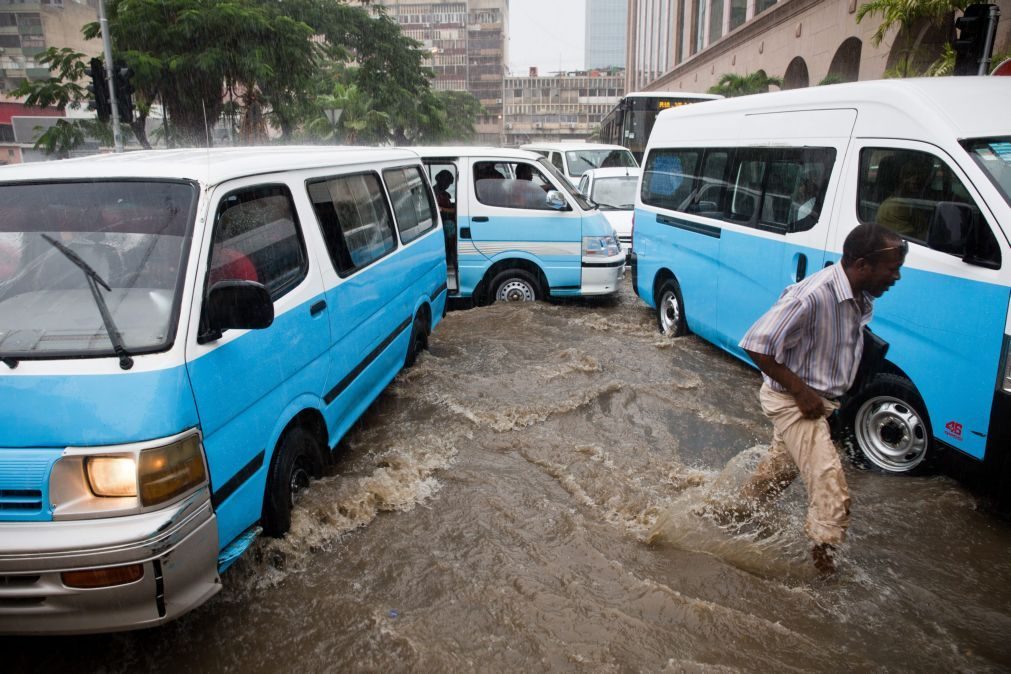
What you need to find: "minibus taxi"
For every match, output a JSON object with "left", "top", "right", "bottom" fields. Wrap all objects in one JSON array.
[
  {"left": 631, "top": 78, "right": 1011, "bottom": 476},
  {"left": 520, "top": 142, "right": 638, "bottom": 186},
  {"left": 415, "top": 147, "right": 624, "bottom": 304},
  {"left": 0, "top": 146, "right": 447, "bottom": 633}
]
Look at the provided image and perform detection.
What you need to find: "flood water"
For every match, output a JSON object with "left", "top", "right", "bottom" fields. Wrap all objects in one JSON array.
[{"left": 7, "top": 282, "right": 1011, "bottom": 672}]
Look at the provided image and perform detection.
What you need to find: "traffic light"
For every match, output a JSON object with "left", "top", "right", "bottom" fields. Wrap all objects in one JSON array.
[
  {"left": 953, "top": 3, "right": 1001, "bottom": 76},
  {"left": 113, "top": 63, "right": 135, "bottom": 123},
  {"left": 84, "top": 57, "right": 111, "bottom": 123}
]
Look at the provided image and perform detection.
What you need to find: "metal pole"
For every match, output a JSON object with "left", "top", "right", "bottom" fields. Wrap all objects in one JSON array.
[
  {"left": 978, "top": 4, "right": 1001, "bottom": 76},
  {"left": 97, "top": 0, "right": 123, "bottom": 152}
]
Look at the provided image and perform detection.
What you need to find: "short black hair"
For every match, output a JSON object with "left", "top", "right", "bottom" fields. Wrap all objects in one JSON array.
[{"left": 841, "top": 223, "right": 903, "bottom": 266}]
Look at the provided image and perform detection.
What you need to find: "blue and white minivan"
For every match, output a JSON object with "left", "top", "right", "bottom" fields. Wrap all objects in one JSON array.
[
  {"left": 0, "top": 147, "right": 447, "bottom": 633},
  {"left": 631, "top": 78, "right": 1011, "bottom": 476},
  {"left": 414, "top": 147, "right": 624, "bottom": 304}
]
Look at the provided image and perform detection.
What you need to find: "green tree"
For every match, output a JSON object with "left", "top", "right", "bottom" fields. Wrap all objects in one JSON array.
[
  {"left": 856, "top": 0, "right": 970, "bottom": 76},
  {"left": 707, "top": 71, "right": 783, "bottom": 97}
]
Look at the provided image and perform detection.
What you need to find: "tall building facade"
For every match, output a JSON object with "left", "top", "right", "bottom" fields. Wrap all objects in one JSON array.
[
  {"left": 625, "top": 0, "right": 1011, "bottom": 94},
  {"left": 503, "top": 69, "right": 623, "bottom": 146},
  {"left": 585, "top": 0, "right": 627, "bottom": 69},
  {"left": 0, "top": 0, "right": 98, "bottom": 94},
  {"left": 375, "top": 0, "right": 508, "bottom": 145}
]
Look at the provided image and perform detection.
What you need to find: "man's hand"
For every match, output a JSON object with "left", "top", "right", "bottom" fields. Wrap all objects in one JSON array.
[
  {"left": 792, "top": 385, "right": 827, "bottom": 419},
  {"left": 745, "top": 349, "right": 827, "bottom": 419}
]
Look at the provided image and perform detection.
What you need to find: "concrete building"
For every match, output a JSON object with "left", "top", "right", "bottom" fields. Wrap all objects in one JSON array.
[
  {"left": 373, "top": 0, "right": 508, "bottom": 145},
  {"left": 503, "top": 68, "right": 624, "bottom": 146},
  {"left": 625, "top": 0, "right": 1011, "bottom": 94},
  {"left": 586, "top": 0, "right": 628, "bottom": 69},
  {"left": 1, "top": 0, "right": 99, "bottom": 94}
]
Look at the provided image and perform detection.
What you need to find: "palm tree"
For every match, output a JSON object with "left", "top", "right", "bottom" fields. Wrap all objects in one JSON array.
[
  {"left": 707, "top": 71, "right": 783, "bottom": 97},
  {"left": 313, "top": 82, "right": 390, "bottom": 144},
  {"left": 856, "top": 0, "right": 971, "bottom": 76}
]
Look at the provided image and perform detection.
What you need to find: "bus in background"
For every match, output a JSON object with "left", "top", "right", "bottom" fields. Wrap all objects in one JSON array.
[{"left": 599, "top": 92, "right": 722, "bottom": 162}]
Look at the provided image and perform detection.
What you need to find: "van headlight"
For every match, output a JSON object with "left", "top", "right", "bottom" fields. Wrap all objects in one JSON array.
[
  {"left": 583, "top": 234, "right": 620, "bottom": 257},
  {"left": 51, "top": 430, "right": 208, "bottom": 518}
]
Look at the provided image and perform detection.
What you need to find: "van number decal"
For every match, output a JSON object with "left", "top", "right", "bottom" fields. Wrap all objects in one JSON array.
[{"left": 944, "top": 421, "right": 963, "bottom": 441}]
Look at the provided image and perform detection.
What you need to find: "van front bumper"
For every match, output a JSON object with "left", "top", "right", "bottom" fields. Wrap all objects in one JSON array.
[
  {"left": 0, "top": 489, "right": 220, "bottom": 635},
  {"left": 581, "top": 253, "right": 626, "bottom": 296}
]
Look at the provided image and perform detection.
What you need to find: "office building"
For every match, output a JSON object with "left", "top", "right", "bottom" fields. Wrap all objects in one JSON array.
[{"left": 586, "top": 0, "right": 627, "bottom": 69}]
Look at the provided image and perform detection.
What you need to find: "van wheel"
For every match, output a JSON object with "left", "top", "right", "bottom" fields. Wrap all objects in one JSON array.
[
  {"left": 262, "top": 426, "right": 322, "bottom": 537},
  {"left": 490, "top": 269, "right": 541, "bottom": 303},
  {"left": 405, "top": 314, "right": 429, "bottom": 368},
  {"left": 656, "top": 279, "right": 687, "bottom": 337},
  {"left": 843, "top": 374, "right": 933, "bottom": 474}
]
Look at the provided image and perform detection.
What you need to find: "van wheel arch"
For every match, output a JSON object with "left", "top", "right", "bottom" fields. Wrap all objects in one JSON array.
[{"left": 405, "top": 303, "right": 432, "bottom": 367}]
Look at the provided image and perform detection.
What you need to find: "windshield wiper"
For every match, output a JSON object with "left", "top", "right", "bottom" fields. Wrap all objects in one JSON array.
[{"left": 41, "top": 235, "right": 134, "bottom": 370}]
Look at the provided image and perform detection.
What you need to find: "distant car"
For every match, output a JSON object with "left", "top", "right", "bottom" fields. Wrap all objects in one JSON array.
[
  {"left": 577, "top": 167, "right": 640, "bottom": 250},
  {"left": 520, "top": 142, "right": 638, "bottom": 185}
]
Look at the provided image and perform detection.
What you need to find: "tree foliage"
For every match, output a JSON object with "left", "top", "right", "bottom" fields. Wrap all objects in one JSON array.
[
  {"left": 707, "top": 71, "right": 783, "bottom": 97},
  {"left": 856, "top": 0, "right": 971, "bottom": 76}
]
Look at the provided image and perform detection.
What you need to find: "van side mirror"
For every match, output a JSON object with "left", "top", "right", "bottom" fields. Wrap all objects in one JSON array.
[
  {"left": 927, "top": 201, "right": 972, "bottom": 255},
  {"left": 200, "top": 280, "right": 274, "bottom": 343},
  {"left": 545, "top": 190, "right": 569, "bottom": 210}
]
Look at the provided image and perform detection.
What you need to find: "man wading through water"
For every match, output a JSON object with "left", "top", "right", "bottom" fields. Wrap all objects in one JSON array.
[{"left": 731, "top": 223, "right": 906, "bottom": 575}]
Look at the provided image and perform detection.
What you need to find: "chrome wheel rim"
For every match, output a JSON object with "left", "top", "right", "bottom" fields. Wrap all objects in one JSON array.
[
  {"left": 289, "top": 459, "right": 312, "bottom": 506},
  {"left": 854, "top": 394, "right": 928, "bottom": 472},
  {"left": 496, "top": 278, "right": 536, "bottom": 302},
  {"left": 659, "top": 289, "right": 681, "bottom": 335}
]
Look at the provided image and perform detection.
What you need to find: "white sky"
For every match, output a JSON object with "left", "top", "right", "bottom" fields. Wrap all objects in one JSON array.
[{"left": 508, "top": 0, "right": 586, "bottom": 75}]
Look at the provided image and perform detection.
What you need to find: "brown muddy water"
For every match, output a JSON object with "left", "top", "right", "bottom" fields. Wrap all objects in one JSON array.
[{"left": 6, "top": 282, "right": 1011, "bottom": 672}]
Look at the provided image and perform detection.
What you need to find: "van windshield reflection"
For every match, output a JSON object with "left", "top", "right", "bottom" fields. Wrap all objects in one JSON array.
[{"left": 0, "top": 180, "right": 197, "bottom": 360}]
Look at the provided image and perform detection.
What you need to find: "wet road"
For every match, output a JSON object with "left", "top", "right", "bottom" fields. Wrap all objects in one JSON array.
[{"left": 7, "top": 282, "right": 1011, "bottom": 671}]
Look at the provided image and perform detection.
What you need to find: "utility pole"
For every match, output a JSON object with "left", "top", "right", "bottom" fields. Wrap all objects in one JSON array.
[{"left": 97, "top": 0, "right": 123, "bottom": 152}]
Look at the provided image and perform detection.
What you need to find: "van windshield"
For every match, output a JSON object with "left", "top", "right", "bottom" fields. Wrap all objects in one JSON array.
[
  {"left": 564, "top": 148, "right": 637, "bottom": 177},
  {"left": 0, "top": 180, "right": 197, "bottom": 361},
  {"left": 963, "top": 137, "right": 1011, "bottom": 207}
]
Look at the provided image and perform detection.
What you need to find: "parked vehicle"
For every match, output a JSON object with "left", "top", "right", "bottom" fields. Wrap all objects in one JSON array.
[
  {"left": 577, "top": 167, "right": 641, "bottom": 250},
  {"left": 415, "top": 147, "right": 624, "bottom": 304},
  {"left": 631, "top": 78, "right": 1011, "bottom": 476},
  {"left": 0, "top": 146, "right": 447, "bottom": 634},
  {"left": 520, "top": 142, "right": 638, "bottom": 186}
]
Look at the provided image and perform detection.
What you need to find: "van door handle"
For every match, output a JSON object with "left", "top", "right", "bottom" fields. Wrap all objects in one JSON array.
[
  {"left": 310, "top": 300, "right": 326, "bottom": 316},
  {"left": 796, "top": 254, "right": 808, "bottom": 281},
  {"left": 472, "top": 216, "right": 489, "bottom": 222}
]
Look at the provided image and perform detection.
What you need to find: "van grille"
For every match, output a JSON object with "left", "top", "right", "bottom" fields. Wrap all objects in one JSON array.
[{"left": 0, "top": 489, "right": 43, "bottom": 512}]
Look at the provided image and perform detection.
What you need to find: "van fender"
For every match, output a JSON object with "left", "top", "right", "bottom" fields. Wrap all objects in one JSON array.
[
  {"left": 649, "top": 267, "right": 677, "bottom": 310},
  {"left": 476, "top": 254, "right": 549, "bottom": 302},
  {"left": 262, "top": 395, "right": 329, "bottom": 473}
]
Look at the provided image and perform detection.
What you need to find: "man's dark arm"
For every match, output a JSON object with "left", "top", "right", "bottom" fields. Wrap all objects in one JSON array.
[{"left": 745, "top": 349, "right": 826, "bottom": 419}]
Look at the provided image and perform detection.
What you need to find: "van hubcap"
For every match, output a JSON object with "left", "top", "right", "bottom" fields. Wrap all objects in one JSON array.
[
  {"left": 660, "top": 291, "right": 680, "bottom": 334},
  {"left": 854, "top": 395, "right": 928, "bottom": 472},
  {"left": 497, "top": 279, "right": 535, "bottom": 302}
]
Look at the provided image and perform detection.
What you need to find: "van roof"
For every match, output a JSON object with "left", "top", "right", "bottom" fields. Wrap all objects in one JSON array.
[
  {"left": 649, "top": 77, "right": 1011, "bottom": 143},
  {"left": 520, "top": 142, "right": 631, "bottom": 152},
  {"left": 409, "top": 146, "right": 544, "bottom": 160},
  {"left": 623, "top": 91, "right": 722, "bottom": 101},
  {"left": 0, "top": 146, "right": 420, "bottom": 185}
]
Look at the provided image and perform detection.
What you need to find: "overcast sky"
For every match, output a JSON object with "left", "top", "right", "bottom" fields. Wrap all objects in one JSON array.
[{"left": 508, "top": 0, "right": 585, "bottom": 75}]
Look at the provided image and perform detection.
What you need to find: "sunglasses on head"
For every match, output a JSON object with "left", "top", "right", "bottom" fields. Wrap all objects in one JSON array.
[{"left": 868, "top": 239, "right": 909, "bottom": 257}]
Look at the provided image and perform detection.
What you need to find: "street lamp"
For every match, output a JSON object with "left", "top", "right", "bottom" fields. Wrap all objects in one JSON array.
[{"left": 324, "top": 108, "right": 343, "bottom": 144}]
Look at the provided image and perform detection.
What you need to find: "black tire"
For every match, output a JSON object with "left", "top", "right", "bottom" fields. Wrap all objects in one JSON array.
[
  {"left": 843, "top": 374, "right": 934, "bottom": 474},
  {"left": 262, "top": 426, "right": 323, "bottom": 537},
  {"left": 655, "top": 278, "right": 687, "bottom": 337},
  {"left": 405, "top": 314, "right": 429, "bottom": 368},
  {"left": 489, "top": 268, "right": 542, "bottom": 303}
]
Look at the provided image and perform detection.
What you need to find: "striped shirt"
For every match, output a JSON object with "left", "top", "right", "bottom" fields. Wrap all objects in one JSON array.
[{"left": 739, "top": 263, "right": 873, "bottom": 399}]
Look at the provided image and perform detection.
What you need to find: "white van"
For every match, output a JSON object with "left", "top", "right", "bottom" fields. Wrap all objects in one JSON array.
[
  {"left": 415, "top": 146, "right": 624, "bottom": 304},
  {"left": 631, "top": 78, "right": 1011, "bottom": 476},
  {"left": 520, "top": 142, "right": 638, "bottom": 185},
  {"left": 0, "top": 147, "right": 447, "bottom": 633}
]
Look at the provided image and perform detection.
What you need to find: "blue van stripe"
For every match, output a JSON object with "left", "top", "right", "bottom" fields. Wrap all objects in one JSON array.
[
  {"left": 430, "top": 282, "right": 447, "bottom": 300},
  {"left": 323, "top": 317, "right": 412, "bottom": 405},
  {"left": 657, "top": 214, "right": 721, "bottom": 239},
  {"left": 211, "top": 450, "right": 264, "bottom": 509}
]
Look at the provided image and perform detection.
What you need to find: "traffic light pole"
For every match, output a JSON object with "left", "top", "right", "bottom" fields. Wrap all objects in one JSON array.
[{"left": 97, "top": 0, "right": 123, "bottom": 152}]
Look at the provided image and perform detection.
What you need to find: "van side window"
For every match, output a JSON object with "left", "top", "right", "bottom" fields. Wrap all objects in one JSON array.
[
  {"left": 210, "top": 185, "right": 307, "bottom": 300},
  {"left": 550, "top": 153, "right": 564, "bottom": 172},
  {"left": 474, "top": 161, "right": 553, "bottom": 210},
  {"left": 383, "top": 166, "right": 437, "bottom": 244},
  {"left": 641, "top": 149, "right": 700, "bottom": 211},
  {"left": 307, "top": 172, "right": 397, "bottom": 276},
  {"left": 728, "top": 148, "right": 836, "bottom": 233}
]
